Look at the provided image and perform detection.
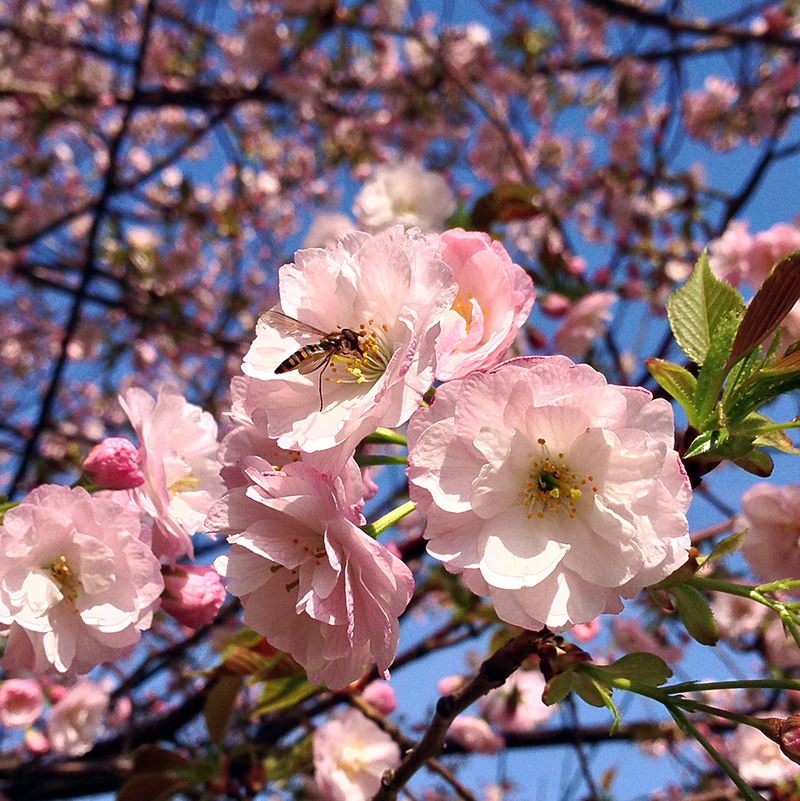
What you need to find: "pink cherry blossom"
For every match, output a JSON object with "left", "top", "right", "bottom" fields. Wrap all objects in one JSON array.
[
  {"left": 552, "top": 292, "right": 616, "bottom": 358},
  {"left": 749, "top": 223, "right": 800, "bottom": 284},
  {"left": 160, "top": 564, "right": 226, "bottom": 629},
  {"left": 46, "top": 679, "right": 109, "bottom": 757},
  {"left": 708, "top": 220, "right": 754, "bottom": 286},
  {"left": 0, "top": 485, "right": 163, "bottom": 674},
  {"left": 301, "top": 212, "right": 356, "bottom": 248},
  {"left": 352, "top": 161, "right": 456, "bottom": 233},
  {"left": 82, "top": 437, "right": 144, "bottom": 490},
  {"left": 208, "top": 460, "right": 413, "bottom": 688},
  {"left": 362, "top": 680, "right": 397, "bottom": 715},
  {"left": 313, "top": 708, "right": 401, "bottom": 801},
  {"left": 121, "top": 385, "right": 224, "bottom": 561},
  {"left": 480, "top": 670, "right": 553, "bottom": 734},
  {"left": 737, "top": 484, "right": 800, "bottom": 585},
  {"left": 612, "top": 618, "right": 683, "bottom": 664},
  {"left": 0, "top": 679, "right": 43, "bottom": 727},
  {"left": 572, "top": 619, "right": 601, "bottom": 642},
  {"left": 434, "top": 229, "right": 535, "bottom": 381},
  {"left": 239, "top": 226, "right": 456, "bottom": 474},
  {"left": 711, "top": 592, "right": 768, "bottom": 640},
  {"left": 448, "top": 716, "right": 504, "bottom": 754},
  {"left": 407, "top": 356, "right": 691, "bottom": 631},
  {"left": 726, "top": 722, "right": 800, "bottom": 786}
]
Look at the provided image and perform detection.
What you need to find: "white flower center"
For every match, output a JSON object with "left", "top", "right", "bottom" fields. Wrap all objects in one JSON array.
[
  {"left": 327, "top": 318, "right": 392, "bottom": 386},
  {"left": 521, "top": 438, "right": 596, "bottom": 521}
]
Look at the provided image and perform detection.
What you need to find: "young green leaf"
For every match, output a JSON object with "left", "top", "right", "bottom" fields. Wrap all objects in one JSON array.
[
  {"left": 204, "top": 673, "right": 243, "bottom": 746},
  {"left": 693, "top": 309, "right": 741, "bottom": 427},
  {"left": 595, "top": 653, "right": 673, "bottom": 686},
  {"left": 543, "top": 671, "right": 575, "bottom": 706},
  {"left": 646, "top": 359, "right": 698, "bottom": 425},
  {"left": 670, "top": 585, "right": 719, "bottom": 646},
  {"left": 666, "top": 251, "right": 745, "bottom": 365}
]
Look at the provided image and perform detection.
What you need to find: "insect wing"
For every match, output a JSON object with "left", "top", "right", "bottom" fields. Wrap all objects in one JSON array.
[
  {"left": 258, "top": 309, "right": 328, "bottom": 339},
  {"left": 296, "top": 348, "right": 333, "bottom": 375}
]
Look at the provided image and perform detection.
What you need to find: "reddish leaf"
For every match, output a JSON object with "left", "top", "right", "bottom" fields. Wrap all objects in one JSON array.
[{"left": 728, "top": 250, "right": 800, "bottom": 366}]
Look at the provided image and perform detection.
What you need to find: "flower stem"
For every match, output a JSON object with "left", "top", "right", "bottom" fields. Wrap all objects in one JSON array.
[
  {"left": 355, "top": 454, "right": 408, "bottom": 467},
  {"left": 362, "top": 428, "right": 407, "bottom": 447},
  {"left": 362, "top": 501, "right": 416, "bottom": 539}
]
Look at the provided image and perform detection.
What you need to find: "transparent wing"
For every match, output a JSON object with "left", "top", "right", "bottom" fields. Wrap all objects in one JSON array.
[
  {"left": 259, "top": 309, "right": 327, "bottom": 339},
  {"left": 296, "top": 349, "right": 333, "bottom": 375}
]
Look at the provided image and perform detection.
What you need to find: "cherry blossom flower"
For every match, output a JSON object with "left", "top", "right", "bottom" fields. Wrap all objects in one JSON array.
[
  {"left": 82, "top": 437, "right": 144, "bottom": 490},
  {"left": 552, "top": 292, "right": 616, "bottom": 358},
  {"left": 160, "top": 564, "right": 226, "bottom": 629},
  {"left": 352, "top": 161, "right": 456, "bottom": 233},
  {"left": 313, "top": 708, "right": 401, "bottom": 801},
  {"left": 434, "top": 229, "right": 535, "bottom": 381},
  {"left": 301, "top": 212, "right": 356, "bottom": 248},
  {"left": 0, "top": 485, "right": 163, "bottom": 674},
  {"left": 208, "top": 460, "right": 413, "bottom": 688},
  {"left": 238, "top": 226, "right": 456, "bottom": 474},
  {"left": 711, "top": 592, "right": 768, "bottom": 640},
  {"left": 480, "top": 670, "right": 553, "bottom": 734},
  {"left": 737, "top": 484, "right": 800, "bottom": 585},
  {"left": 749, "top": 223, "right": 800, "bottom": 284},
  {"left": 448, "top": 716, "right": 504, "bottom": 754},
  {"left": 726, "top": 723, "right": 800, "bottom": 786},
  {"left": 407, "top": 356, "right": 691, "bottom": 631},
  {"left": 612, "top": 618, "right": 684, "bottom": 664},
  {"left": 121, "top": 385, "right": 224, "bottom": 561},
  {"left": 708, "top": 221, "right": 754, "bottom": 286},
  {"left": 0, "top": 679, "right": 43, "bottom": 728},
  {"left": 46, "top": 679, "right": 109, "bottom": 757}
]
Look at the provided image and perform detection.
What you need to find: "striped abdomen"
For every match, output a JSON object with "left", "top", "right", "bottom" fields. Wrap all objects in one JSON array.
[{"left": 275, "top": 343, "right": 330, "bottom": 373}]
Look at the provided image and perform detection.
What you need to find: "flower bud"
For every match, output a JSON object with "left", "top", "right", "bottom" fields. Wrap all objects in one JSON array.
[
  {"left": 362, "top": 680, "right": 397, "bottom": 715},
  {"left": 82, "top": 437, "right": 144, "bottom": 490},
  {"left": 0, "top": 679, "right": 43, "bottom": 728},
  {"left": 447, "top": 716, "right": 504, "bottom": 754},
  {"left": 762, "top": 713, "right": 800, "bottom": 765},
  {"left": 161, "top": 565, "right": 226, "bottom": 629}
]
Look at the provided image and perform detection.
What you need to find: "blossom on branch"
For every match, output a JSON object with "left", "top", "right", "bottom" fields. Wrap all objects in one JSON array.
[
  {"left": 46, "top": 679, "right": 109, "bottom": 757},
  {"left": 239, "top": 226, "right": 456, "bottom": 474},
  {"left": 120, "top": 385, "right": 224, "bottom": 561},
  {"left": 207, "top": 460, "right": 413, "bottom": 689},
  {"left": 434, "top": 228, "right": 535, "bottom": 381},
  {"left": 313, "top": 708, "right": 401, "bottom": 801},
  {"left": 0, "top": 486, "right": 163, "bottom": 674},
  {"left": 0, "top": 679, "right": 43, "bottom": 728},
  {"left": 353, "top": 160, "right": 456, "bottom": 233},
  {"left": 407, "top": 356, "right": 691, "bottom": 631}
]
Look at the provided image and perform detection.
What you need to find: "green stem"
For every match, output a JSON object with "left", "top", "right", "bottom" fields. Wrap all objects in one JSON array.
[
  {"left": 668, "top": 706, "right": 764, "bottom": 801},
  {"left": 355, "top": 455, "right": 408, "bottom": 467},
  {"left": 663, "top": 678, "right": 800, "bottom": 695},
  {"left": 362, "top": 428, "right": 407, "bottom": 447},
  {"left": 362, "top": 500, "right": 416, "bottom": 539}
]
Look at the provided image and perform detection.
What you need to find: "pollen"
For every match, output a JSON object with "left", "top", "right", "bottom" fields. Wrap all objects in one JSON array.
[
  {"left": 325, "top": 317, "right": 392, "bottom": 387},
  {"left": 520, "top": 438, "right": 592, "bottom": 522},
  {"left": 47, "top": 555, "right": 79, "bottom": 603}
]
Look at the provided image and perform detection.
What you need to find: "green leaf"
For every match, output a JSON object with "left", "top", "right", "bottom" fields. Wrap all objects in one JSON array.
[
  {"left": 704, "top": 531, "right": 746, "bottom": 565},
  {"left": 683, "top": 429, "right": 719, "bottom": 459},
  {"left": 731, "top": 448, "right": 773, "bottom": 477},
  {"left": 253, "top": 674, "right": 316, "bottom": 717},
  {"left": 693, "top": 309, "right": 741, "bottom": 427},
  {"left": 728, "top": 250, "right": 800, "bottom": 366},
  {"left": 645, "top": 359, "right": 697, "bottom": 425},
  {"left": 204, "top": 673, "right": 243, "bottom": 746},
  {"left": 542, "top": 671, "right": 575, "bottom": 705},
  {"left": 726, "top": 360, "right": 800, "bottom": 422},
  {"left": 470, "top": 183, "right": 542, "bottom": 230},
  {"left": 753, "top": 426, "right": 800, "bottom": 456},
  {"left": 573, "top": 673, "right": 609, "bottom": 708},
  {"left": 666, "top": 251, "right": 746, "bottom": 365},
  {"left": 670, "top": 585, "right": 719, "bottom": 646},
  {"left": 596, "top": 653, "right": 673, "bottom": 687}
]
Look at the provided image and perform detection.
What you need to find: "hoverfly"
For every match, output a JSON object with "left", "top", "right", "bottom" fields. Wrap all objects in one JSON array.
[{"left": 259, "top": 309, "right": 363, "bottom": 411}]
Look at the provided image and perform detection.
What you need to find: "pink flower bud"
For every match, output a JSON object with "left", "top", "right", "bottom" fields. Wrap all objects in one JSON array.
[
  {"left": 540, "top": 293, "right": 570, "bottom": 318},
  {"left": 571, "top": 619, "right": 601, "bottom": 642},
  {"left": 362, "top": 681, "right": 397, "bottom": 714},
  {"left": 161, "top": 565, "right": 227, "bottom": 629},
  {"left": 82, "top": 437, "right": 144, "bottom": 490},
  {"left": 0, "top": 679, "right": 43, "bottom": 727},
  {"left": 448, "top": 716, "right": 504, "bottom": 754}
]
